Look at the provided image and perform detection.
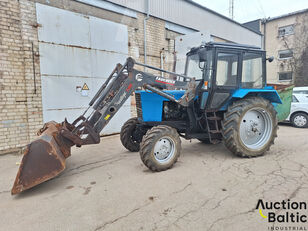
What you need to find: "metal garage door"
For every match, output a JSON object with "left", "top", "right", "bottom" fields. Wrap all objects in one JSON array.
[{"left": 36, "top": 3, "right": 130, "bottom": 134}]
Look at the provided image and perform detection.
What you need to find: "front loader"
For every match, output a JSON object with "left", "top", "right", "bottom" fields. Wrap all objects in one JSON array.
[{"left": 12, "top": 42, "right": 282, "bottom": 195}]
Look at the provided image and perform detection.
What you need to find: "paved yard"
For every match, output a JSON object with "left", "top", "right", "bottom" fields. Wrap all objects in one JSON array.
[{"left": 0, "top": 124, "right": 307, "bottom": 231}]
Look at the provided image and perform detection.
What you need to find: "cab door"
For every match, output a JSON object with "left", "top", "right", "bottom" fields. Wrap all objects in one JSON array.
[{"left": 206, "top": 49, "right": 241, "bottom": 111}]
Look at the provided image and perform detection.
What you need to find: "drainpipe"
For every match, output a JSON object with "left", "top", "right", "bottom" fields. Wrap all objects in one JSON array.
[
  {"left": 263, "top": 19, "right": 267, "bottom": 50},
  {"left": 144, "top": 0, "right": 150, "bottom": 71},
  {"left": 160, "top": 48, "right": 165, "bottom": 77}
]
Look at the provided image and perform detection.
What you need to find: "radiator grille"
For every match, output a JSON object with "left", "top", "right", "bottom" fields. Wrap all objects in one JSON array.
[{"left": 135, "top": 93, "right": 143, "bottom": 119}]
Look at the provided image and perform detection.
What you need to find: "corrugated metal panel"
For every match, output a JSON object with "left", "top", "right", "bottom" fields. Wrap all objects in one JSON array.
[
  {"left": 165, "top": 21, "right": 196, "bottom": 35},
  {"left": 104, "top": 0, "right": 262, "bottom": 46},
  {"left": 103, "top": 0, "right": 145, "bottom": 12},
  {"left": 76, "top": 0, "right": 137, "bottom": 18},
  {"left": 37, "top": 3, "right": 130, "bottom": 135}
]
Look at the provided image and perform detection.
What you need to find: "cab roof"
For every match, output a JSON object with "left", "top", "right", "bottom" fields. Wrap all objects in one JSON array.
[
  {"left": 207, "top": 42, "right": 262, "bottom": 50},
  {"left": 187, "top": 42, "right": 264, "bottom": 55}
]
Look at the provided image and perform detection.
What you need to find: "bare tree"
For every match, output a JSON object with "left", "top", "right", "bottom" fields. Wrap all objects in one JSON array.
[{"left": 280, "top": 12, "right": 308, "bottom": 86}]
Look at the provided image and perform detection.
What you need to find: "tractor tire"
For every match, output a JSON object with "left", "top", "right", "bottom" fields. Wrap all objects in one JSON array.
[
  {"left": 140, "top": 125, "right": 181, "bottom": 171},
  {"left": 290, "top": 112, "right": 308, "bottom": 128},
  {"left": 120, "top": 117, "right": 140, "bottom": 152},
  {"left": 222, "top": 97, "right": 278, "bottom": 157}
]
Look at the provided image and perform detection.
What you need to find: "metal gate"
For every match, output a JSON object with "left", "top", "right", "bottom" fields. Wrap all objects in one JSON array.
[{"left": 36, "top": 3, "right": 130, "bottom": 134}]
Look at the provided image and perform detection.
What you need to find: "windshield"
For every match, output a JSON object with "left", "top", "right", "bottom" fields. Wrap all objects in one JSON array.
[
  {"left": 186, "top": 54, "right": 203, "bottom": 80},
  {"left": 185, "top": 50, "right": 212, "bottom": 81}
]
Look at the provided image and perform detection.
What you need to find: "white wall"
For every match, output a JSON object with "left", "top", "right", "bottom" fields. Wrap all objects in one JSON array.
[{"left": 103, "top": 0, "right": 262, "bottom": 46}]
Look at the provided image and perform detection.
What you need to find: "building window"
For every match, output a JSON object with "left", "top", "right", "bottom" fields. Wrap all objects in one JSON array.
[
  {"left": 278, "top": 72, "right": 293, "bottom": 81},
  {"left": 278, "top": 25, "right": 294, "bottom": 37},
  {"left": 278, "top": 49, "right": 293, "bottom": 59}
]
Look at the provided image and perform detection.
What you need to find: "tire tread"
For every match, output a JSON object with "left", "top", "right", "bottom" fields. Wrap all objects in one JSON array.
[
  {"left": 140, "top": 125, "right": 181, "bottom": 171},
  {"left": 222, "top": 97, "right": 278, "bottom": 157},
  {"left": 120, "top": 117, "right": 140, "bottom": 152}
]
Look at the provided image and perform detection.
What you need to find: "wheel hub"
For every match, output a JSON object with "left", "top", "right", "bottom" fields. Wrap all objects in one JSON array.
[
  {"left": 245, "top": 120, "right": 260, "bottom": 135},
  {"left": 154, "top": 137, "right": 175, "bottom": 163},
  {"left": 240, "top": 108, "right": 273, "bottom": 149},
  {"left": 294, "top": 115, "right": 307, "bottom": 127}
]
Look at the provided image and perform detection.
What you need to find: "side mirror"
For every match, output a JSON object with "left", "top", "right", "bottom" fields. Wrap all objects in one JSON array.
[
  {"left": 267, "top": 56, "right": 274, "bottom": 62},
  {"left": 199, "top": 61, "right": 205, "bottom": 69}
]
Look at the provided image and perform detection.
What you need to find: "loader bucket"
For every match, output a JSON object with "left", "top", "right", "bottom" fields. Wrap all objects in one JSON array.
[{"left": 11, "top": 122, "right": 73, "bottom": 195}]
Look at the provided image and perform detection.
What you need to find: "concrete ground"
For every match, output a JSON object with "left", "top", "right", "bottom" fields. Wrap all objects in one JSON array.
[{"left": 0, "top": 124, "right": 307, "bottom": 231}]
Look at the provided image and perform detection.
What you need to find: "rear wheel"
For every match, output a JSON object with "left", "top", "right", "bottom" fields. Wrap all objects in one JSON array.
[
  {"left": 222, "top": 97, "right": 278, "bottom": 157},
  {"left": 291, "top": 112, "right": 308, "bottom": 128},
  {"left": 120, "top": 117, "right": 141, "bottom": 152},
  {"left": 140, "top": 125, "right": 181, "bottom": 171}
]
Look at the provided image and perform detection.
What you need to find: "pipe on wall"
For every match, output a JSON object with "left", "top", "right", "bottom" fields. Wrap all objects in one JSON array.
[
  {"left": 160, "top": 48, "right": 165, "bottom": 77},
  {"left": 143, "top": 0, "right": 150, "bottom": 71},
  {"left": 263, "top": 19, "right": 266, "bottom": 50}
]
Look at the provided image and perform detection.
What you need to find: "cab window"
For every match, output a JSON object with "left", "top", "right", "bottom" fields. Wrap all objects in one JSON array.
[
  {"left": 216, "top": 53, "right": 238, "bottom": 87},
  {"left": 186, "top": 54, "right": 203, "bottom": 80},
  {"left": 242, "top": 52, "right": 263, "bottom": 88}
]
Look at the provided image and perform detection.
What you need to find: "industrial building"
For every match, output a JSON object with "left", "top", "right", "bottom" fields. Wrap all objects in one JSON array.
[{"left": 0, "top": 0, "right": 262, "bottom": 153}]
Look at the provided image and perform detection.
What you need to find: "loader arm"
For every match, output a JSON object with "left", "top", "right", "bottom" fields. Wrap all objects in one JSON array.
[
  {"left": 11, "top": 57, "right": 195, "bottom": 194},
  {"left": 61, "top": 57, "right": 195, "bottom": 147}
]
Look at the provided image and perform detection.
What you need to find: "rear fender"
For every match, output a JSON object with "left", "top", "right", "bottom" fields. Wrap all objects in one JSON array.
[
  {"left": 220, "top": 88, "right": 282, "bottom": 111},
  {"left": 232, "top": 88, "right": 282, "bottom": 104}
]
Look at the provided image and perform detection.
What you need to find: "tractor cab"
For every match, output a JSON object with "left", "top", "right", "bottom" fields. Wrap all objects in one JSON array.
[{"left": 185, "top": 42, "right": 266, "bottom": 111}]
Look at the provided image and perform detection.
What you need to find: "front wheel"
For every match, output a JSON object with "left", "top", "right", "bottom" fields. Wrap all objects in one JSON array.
[
  {"left": 139, "top": 125, "right": 181, "bottom": 171},
  {"left": 120, "top": 117, "right": 141, "bottom": 152},
  {"left": 222, "top": 97, "right": 278, "bottom": 157},
  {"left": 291, "top": 112, "right": 308, "bottom": 128}
]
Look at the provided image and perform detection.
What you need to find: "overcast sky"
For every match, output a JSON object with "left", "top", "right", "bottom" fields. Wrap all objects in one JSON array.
[{"left": 193, "top": 0, "right": 308, "bottom": 23}]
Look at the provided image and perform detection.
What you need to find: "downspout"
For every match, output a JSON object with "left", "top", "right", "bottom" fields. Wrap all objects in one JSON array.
[
  {"left": 160, "top": 48, "right": 165, "bottom": 77},
  {"left": 144, "top": 0, "right": 150, "bottom": 71},
  {"left": 263, "top": 19, "right": 267, "bottom": 50}
]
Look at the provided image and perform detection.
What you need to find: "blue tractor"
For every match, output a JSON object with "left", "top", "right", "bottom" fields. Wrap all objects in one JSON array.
[
  {"left": 12, "top": 42, "right": 281, "bottom": 194},
  {"left": 120, "top": 42, "right": 281, "bottom": 171}
]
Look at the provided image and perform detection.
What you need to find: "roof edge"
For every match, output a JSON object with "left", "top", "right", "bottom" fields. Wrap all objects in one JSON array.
[
  {"left": 263, "top": 8, "right": 308, "bottom": 22},
  {"left": 183, "top": 0, "right": 262, "bottom": 35}
]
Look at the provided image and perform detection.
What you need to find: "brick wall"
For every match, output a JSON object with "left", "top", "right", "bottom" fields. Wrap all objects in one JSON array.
[
  {"left": 0, "top": 0, "right": 181, "bottom": 153},
  {"left": 128, "top": 13, "right": 179, "bottom": 73},
  {"left": 19, "top": 0, "right": 43, "bottom": 141},
  {"left": 0, "top": 0, "right": 39, "bottom": 154},
  {"left": 128, "top": 13, "right": 180, "bottom": 117}
]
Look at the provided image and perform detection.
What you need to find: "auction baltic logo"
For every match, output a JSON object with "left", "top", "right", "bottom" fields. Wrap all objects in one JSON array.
[{"left": 256, "top": 199, "right": 307, "bottom": 230}]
